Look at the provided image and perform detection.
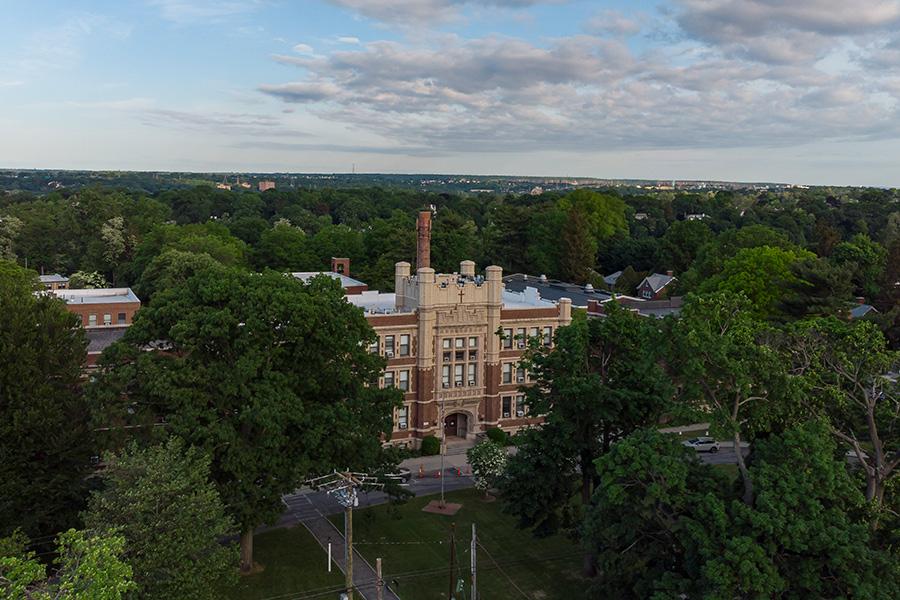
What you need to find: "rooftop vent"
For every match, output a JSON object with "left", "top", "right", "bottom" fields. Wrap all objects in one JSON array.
[
  {"left": 539, "top": 274, "right": 547, "bottom": 283},
  {"left": 584, "top": 283, "right": 595, "bottom": 293}
]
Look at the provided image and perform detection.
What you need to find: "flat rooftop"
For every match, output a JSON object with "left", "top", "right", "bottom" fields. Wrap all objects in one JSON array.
[
  {"left": 291, "top": 271, "right": 367, "bottom": 289},
  {"left": 503, "top": 273, "right": 612, "bottom": 308},
  {"left": 347, "top": 291, "right": 409, "bottom": 315},
  {"left": 53, "top": 288, "right": 140, "bottom": 305},
  {"left": 501, "top": 287, "right": 557, "bottom": 309},
  {"left": 39, "top": 273, "right": 69, "bottom": 284}
]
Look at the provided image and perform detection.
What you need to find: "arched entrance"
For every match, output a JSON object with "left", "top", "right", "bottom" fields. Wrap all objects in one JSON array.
[{"left": 443, "top": 413, "right": 468, "bottom": 440}]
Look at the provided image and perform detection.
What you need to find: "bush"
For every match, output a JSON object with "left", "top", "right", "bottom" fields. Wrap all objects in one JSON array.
[
  {"left": 486, "top": 428, "right": 509, "bottom": 446},
  {"left": 420, "top": 435, "right": 441, "bottom": 456}
]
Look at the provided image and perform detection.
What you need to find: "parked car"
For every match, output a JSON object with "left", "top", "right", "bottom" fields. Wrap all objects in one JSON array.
[{"left": 682, "top": 436, "right": 719, "bottom": 453}]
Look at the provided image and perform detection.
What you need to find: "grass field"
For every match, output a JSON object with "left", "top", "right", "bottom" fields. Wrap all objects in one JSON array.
[
  {"left": 224, "top": 526, "right": 344, "bottom": 600},
  {"left": 331, "top": 488, "right": 585, "bottom": 600}
]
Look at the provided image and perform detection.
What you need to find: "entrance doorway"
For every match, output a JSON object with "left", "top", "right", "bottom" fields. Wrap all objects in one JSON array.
[{"left": 443, "top": 413, "right": 468, "bottom": 439}]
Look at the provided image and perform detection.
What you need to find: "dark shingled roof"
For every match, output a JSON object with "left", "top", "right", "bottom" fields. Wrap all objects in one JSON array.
[{"left": 85, "top": 327, "right": 128, "bottom": 354}]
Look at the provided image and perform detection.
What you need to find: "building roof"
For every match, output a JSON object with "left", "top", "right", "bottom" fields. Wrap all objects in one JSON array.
[
  {"left": 501, "top": 287, "right": 556, "bottom": 309},
  {"left": 39, "top": 273, "right": 69, "bottom": 284},
  {"left": 850, "top": 304, "right": 878, "bottom": 319},
  {"left": 638, "top": 273, "right": 676, "bottom": 294},
  {"left": 53, "top": 288, "right": 140, "bottom": 305},
  {"left": 347, "top": 291, "right": 406, "bottom": 314},
  {"left": 85, "top": 327, "right": 128, "bottom": 354},
  {"left": 503, "top": 273, "right": 611, "bottom": 308},
  {"left": 603, "top": 271, "right": 623, "bottom": 286},
  {"left": 291, "top": 271, "right": 368, "bottom": 289}
]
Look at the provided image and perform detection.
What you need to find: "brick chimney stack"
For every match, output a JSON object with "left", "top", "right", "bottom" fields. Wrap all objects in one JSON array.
[{"left": 416, "top": 210, "right": 432, "bottom": 270}]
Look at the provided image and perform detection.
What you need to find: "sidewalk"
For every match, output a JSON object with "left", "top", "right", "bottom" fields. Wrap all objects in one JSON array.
[{"left": 302, "top": 514, "right": 401, "bottom": 600}]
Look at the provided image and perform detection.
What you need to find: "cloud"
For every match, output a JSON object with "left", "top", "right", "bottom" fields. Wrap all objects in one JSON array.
[
  {"left": 258, "top": 33, "right": 900, "bottom": 154},
  {"left": 137, "top": 108, "right": 307, "bottom": 137},
  {"left": 325, "top": 0, "right": 562, "bottom": 25},
  {"left": 293, "top": 43, "right": 315, "bottom": 54},
  {"left": 338, "top": 36, "right": 361, "bottom": 44},
  {"left": 584, "top": 10, "right": 642, "bottom": 36},
  {"left": 149, "top": 0, "right": 263, "bottom": 24},
  {"left": 675, "top": 0, "right": 900, "bottom": 64}
]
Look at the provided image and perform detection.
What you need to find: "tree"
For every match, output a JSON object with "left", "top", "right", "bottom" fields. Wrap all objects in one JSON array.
[
  {"left": 832, "top": 233, "right": 887, "bottom": 299},
  {"left": 785, "top": 318, "right": 899, "bottom": 511},
  {"left": 91, "top": 267, "right": 398, "bottom": 572},
  {"left": 0, "top": 529, "right": 135, "bottom": 600},
  {"left": 68, "top": 270, "right": 108, "bottom": 289},
  {"left": 558, "top": 207, "right": 596, "bottom": 284},
  {"left": 583, "top": 429, "right": 729, "bottom": 599},
  {"left": 502, "top": 305, "right": 672, "bottom": 575},
  {"left": 657, "top": 219, "right": 713, "bottom": 274},
  {"left": 0, "top": 216, "right": 22, "bottom": 260},
  {"left": 429, "top": 209, "right": 480, "bottom": 273},
  {"left": 83, "top": 439, "right": 237, "bottom": 599},
  {"left": 670, "top": 291, "right": 792, "bottom": 505},
  {"left": 559, "top": 189, "right": 627, "bottom": 242},
  {"left": 699, "top": 245, "right": 814, "bottom": 318},
  {"left": 134, "top": 249, "right": 226, "bottom": 303},
  {"left": 777, "top": 256, "right": 854, "bottom": 321},
  {"left": 466, "top": 441, "right": 507, "bottom": 499},
  {"left": 0, "top": 261, "right": 91, "bottom": 541}
]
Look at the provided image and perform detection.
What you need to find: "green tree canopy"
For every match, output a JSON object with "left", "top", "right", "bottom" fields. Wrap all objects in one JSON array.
[
  {"left": 90, "top": 267, "right": 399, "bottom": 572},
  {"left": 84, "top": 438, "right": 237, "bottom": 599},
  {"left": 0, "top": 261, "right": 91, "bottom": 541}
]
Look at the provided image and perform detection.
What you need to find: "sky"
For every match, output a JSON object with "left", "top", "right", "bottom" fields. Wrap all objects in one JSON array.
[{"left": 2, "top": 1, "right": 900, "bottom": 186}]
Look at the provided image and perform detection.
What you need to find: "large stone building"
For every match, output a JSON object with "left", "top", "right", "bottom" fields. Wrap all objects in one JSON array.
[{"left": 343, "top": 211, "right": 572, "bottom": 447}]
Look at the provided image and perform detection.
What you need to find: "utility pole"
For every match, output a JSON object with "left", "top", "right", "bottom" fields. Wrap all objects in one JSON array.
[
  {"left": 375, "top": 558, "right": 384, "bottom": 600},
  {"left": 306, "top": 471, "right": 399, "bottom": 600},
  {"left": 344, "top": 503, "right": 354, "bottom": 600},
  {"left": 448, "top": 523, "right": 456, "bottom": 600},
  {"left": 470, "top": 523, "right": 477, "bottom": 600}
]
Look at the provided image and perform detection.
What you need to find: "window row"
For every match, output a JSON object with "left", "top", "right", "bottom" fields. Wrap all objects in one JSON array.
[
  {"left": 370, "top": 333, "right": 412, "bottom": 357},
  {"left": 382, "top": 370, "right": 411, "bottom": 391},
  {"left": 501, "top": 362, "right": 529, "bottom": 384},
  {"left": 501, "top": 326, "right": 553, "bottom": 350},
  {"left": 501, "top": 394, "right": 527, "bottom": 418},
  {"left": 78, "top": 312, "right": 128, "bottom": 327},
  {"left": 441, "top": 363, "right": 479, "bottom": 388}
]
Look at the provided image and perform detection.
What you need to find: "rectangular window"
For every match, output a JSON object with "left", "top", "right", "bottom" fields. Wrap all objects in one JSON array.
[
  {"left": 398, "top": 370, "right": 410, "bottom": 391},
  {"left": 502, "top": 363, "right": 512, "bottom": 384},
  {"left": 502, "top": 328, "right": 513, "bottom": 349},
  {"left": 516, "top": 328, "right": 526, "bottom": 348},
  {"left": 516, "top": 394, "right": 526, "bottom": 417},
  {"left": 516, "top": 365, "right": 526, "bottom": 383},
  {"left": 384, "top": 335, "right": 395, "bottom": 356},
  {"left": 468, "top": 336, "right": 478, "bottom": 348},
  {"left": 454, "top": 364, "right": 464, "bottom": 386},
  {"left": 543, "top": 326, "right": 552, "bottom": 346},
  {"left": 369, "top": 338, "right": 379, "bottom": 353},
  {"left": 383, "top": 371, "right": 395, "bottom": 388},
  {"left": 443, "top": 338, "right": 452, "bottom": 350},
  {"left": 103, "top": 314, "right": 112, "bottom": 326},
  {"left": 529, "top": 326, "right": 539, "bottom": 339},
  {"left": 455, "top": 350, "right": 465, "bottom": 361},
  {"left": 443, "top": 351, "right": 452, "bottom": 363},
  {"left": 455, "top": 337, "right": 465, "bottom": 349},
  {"left": 117, "top": 312, "right": 127, "bottom": 325},
  {"left": 467, "top": 363, "right": 477, "bottom": 386},
  {"left": 88, "top": 314, "right": 97, "bottom": 327},
  {"left": 502, "top": 396, "right": 512, "bottom": 418},
  {"left": 442, "top": 365, "right": 451, "bottom": 388},
  {"left": 397, "top": 406, "right": 409, "bottom": 430},
  {"left": 399, "top": 334, "right": 410, "bottom": 356}
]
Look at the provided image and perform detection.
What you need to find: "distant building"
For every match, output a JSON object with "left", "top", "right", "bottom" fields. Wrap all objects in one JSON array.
[
  {"left": 216, "top": 183, "right": 232, "bottom": 191},
  {"left": 529, "top": 186, "right": 544, "bottom": 196},
  {"left": 633, "top": 212, "right": 649, "bottom": 221},
  {"left": 849, "top": 297, "right": 878, "bottom": 319},
  {"left": 636, "top": 272, "right": 676, "bottom": 300},
  {"left": 685, "top": 213, "right": 709, "bottom": 221},
  {"left": 291, "top": 258, "right": 369, "bottom": 295},
  {"left": 258, "top": 180, "right": 276, "bottom": 192},
  {"left": 50, "top": 287, "right": 141, "bottom": 368},
  {"left": 39, "top": 273, "right": 69, "bottom": 290},
  {"left": 603, "top": 271, "right": 623, "bottom": 287},
  {"left": 587, "top": 296, "right": 683, "bottom": 319}
]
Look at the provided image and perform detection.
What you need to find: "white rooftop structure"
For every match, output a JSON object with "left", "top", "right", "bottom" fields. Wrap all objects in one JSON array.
[
  {"left": 291, "top": 271, "right": 367, "bottom": 289},
  {"left": 346, "top": 291, "right": 405, "bottom": 314},
  {"left": 501, "top": 287, "right": 556, "bottom": 309},
  {"left": 52, "top": 288, "right": 140, "bottom": 305},
  {"left": 39, "top": 273, "right": 69, "bottom": 284}
]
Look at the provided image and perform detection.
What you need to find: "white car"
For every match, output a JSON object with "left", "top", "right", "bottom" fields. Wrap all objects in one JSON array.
[{"left": 682, "top": 436, "right": 720, "bottom": 453}]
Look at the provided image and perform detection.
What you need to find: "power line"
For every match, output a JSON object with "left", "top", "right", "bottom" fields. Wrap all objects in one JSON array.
[{"left": 476, "top": 541, "right": 532, "bottom": 600}]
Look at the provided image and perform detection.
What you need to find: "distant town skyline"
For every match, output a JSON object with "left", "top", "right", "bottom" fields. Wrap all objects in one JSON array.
[{"left": 2, "top": 0, "right": 900, "bottom": 186}]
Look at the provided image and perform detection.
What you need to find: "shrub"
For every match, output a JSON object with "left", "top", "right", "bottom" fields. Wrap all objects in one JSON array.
[
  {"left": 420, "top": 435, "right": 441, "bottom": 456},
  {"left": 486, "top": 427, "right": 509, "bottom": 446}
]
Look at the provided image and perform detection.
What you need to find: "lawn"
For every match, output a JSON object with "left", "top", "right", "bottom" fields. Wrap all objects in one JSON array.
[
  {"left": 331, "top": 488, "right": 585, "bottom": 600},
  {"left": 224, "top": 526, "right": 344, "bottom": 599}
]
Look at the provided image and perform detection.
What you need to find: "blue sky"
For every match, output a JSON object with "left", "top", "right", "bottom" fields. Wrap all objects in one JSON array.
[{"left": 2, "top": 0, "right": 900, "bottom": 185}]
